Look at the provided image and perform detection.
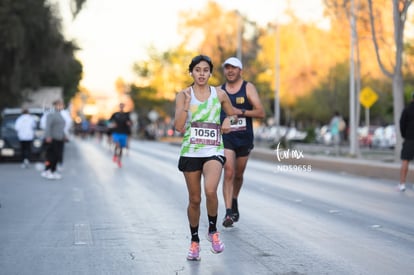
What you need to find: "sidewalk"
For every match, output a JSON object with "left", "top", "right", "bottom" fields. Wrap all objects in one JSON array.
[{"left": 251, "top": 143, "right": 410, "bottom": 182}]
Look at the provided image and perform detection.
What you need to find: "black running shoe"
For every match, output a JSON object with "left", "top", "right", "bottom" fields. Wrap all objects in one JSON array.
[
  {"left": 222, "top": 215, "right": 234, "bottom": 227},
  {"left": 231, "top": 211, "right": 239, "bottom": 222}
]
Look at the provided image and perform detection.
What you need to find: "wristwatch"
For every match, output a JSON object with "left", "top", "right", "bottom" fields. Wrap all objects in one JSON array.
[{"left": 241, "top": 108, "right": 246, "bottom": 115}]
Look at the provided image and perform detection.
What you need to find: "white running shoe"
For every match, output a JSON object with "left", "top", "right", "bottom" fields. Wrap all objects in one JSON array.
[
  {"left": 398, "top": 183, "right": 406, "bottom": 192},
  {"left": 51, "top": 172, "right": 62, "bottom": 180},
  {"left": 41, "top": 170, "right": 51, "bottom": 178},
  {"left": 21, "top": 159, "right": 29, "bottom": 168},
  {"left": 42, "top": 170, "right": 61, "bottom": 180}
]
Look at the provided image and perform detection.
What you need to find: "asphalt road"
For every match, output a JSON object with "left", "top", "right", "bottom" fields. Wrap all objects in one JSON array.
[{"left": 1, "top": 137, "right": 414, "bottom": 275}]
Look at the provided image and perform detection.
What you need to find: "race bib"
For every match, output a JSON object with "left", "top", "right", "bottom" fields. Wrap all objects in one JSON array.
[
  {"left": 230, "top": 117, "right": 247, "bottom": 131},
  {"left": 190, "top": 122, "right": 221, "bottom": 145}
]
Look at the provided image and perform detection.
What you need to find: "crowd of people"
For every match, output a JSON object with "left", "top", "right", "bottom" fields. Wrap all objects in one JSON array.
[
  {"left": 13, "top": 99, "right": 133, "bottom": 178},
  {"left": 14, "top": 99, "right": 72, "bottom": 179}
]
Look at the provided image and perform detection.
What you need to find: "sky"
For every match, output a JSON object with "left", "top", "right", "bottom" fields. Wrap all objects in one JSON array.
[{"left": 57, "top": 0, "right": 326, "bottom": 96}]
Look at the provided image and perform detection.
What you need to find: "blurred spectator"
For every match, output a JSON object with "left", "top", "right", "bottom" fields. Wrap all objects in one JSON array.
[
  {"left": 398, "top": 93, "right": 414, "bottom": 191},
  {"left": 14, "top": 108, "right": 36, "bottom": 168},
  {"left": 41, "top": 100, "right": 66, "bottom": 180},
  {"left": 329, "top": 111, "right": 345, "bottom": 155},
  {"left": 58, "top": 107, "right": 72, "bottom": 171}
]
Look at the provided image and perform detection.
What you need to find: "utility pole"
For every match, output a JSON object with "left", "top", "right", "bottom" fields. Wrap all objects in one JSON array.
[
  {"left": 274, "top": 23, "right": 281, "bottom": 141},
  {"left": 349, "top": 0, "right": 358, "bottom": 157},
  {"left": 236, "top": 10, "right": 242, "bottom": 61}
]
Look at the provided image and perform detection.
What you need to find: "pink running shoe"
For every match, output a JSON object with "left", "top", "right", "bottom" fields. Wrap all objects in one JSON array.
[
  {"left": 207, "top": 232, "right": 224, "bottom": 253},
  {"left": 186, "top": 241, "right": 201, "bottom": 261}
]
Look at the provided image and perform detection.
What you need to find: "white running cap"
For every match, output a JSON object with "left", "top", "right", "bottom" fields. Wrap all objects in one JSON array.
[{"left": 222, "top": 57, "right": 243, "bottom": 69}]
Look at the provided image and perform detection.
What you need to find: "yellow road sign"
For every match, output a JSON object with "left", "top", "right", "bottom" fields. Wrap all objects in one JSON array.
[{"left": 359, "top": 87, "right": 378, "bottom": 108}]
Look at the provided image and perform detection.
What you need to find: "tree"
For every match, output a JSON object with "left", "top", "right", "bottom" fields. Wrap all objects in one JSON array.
[
  {"left": 70, "top": 0, "right": 87, "bottom": 18},
  {"left": 368, "top": 0, "right": 412, "bottom": 159},
  {"left": 0, "top": 0, "right": 82, "bottom": 110},
  {"left": 127, "top": 0, "right": 414, "bottom": 137},
  {"left": 295, "top": 62, "right": 350, "bottom": 124}
]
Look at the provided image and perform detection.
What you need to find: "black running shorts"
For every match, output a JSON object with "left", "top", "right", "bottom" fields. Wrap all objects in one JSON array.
[
  {"left": 224, "top": 141, "right": 254, "bottom": 158},
  {"left": 178, "top": 155, "right": 226, "bottom": 172},
  {"left": 401, "top": 139, "right": 414, "bottom": 160}
]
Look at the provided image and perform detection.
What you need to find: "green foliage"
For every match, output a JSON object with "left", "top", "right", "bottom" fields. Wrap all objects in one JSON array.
[
  {"left": 0, "top": 0, "right": 82, "bottom": 109},
  {"left": 294, "top": 62, "right": 350, "bottom": 124},
  {"left": 293, "top": 61, "right": 395, "bottom": 126},
  {"left": 403, "top": 72, "right": 414, "bottom": 103},
  {"left": 127, "top": 0, "right": 413, "bottom": 129},
  {"left": 303, "top": 127, "right": 317, "bottom": 143},
  {"left": 361, "top": 78, "right": 393, "bottom": 125},
  {"left": 129, "top": 84, "right": 175, "bottom": 129}
]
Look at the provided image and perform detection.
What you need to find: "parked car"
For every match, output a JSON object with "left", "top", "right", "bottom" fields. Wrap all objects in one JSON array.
[
  {"left": 371, "top": 125, "right": 396, "bottom": 149},
  {"left": 315, "top": 125, "right": 333, "bottom": 145},
  {"left": 384, "top": 125, "right": 397, "bottom": 148},
  {"left": 358, "top": 125, "right": 379, "bottom": 147},
  {"left": 254, "top": 125, "right": 307, "bottom": 143},
  {"left": 0, "top": 108, "right": 45, "bottom": 161}
]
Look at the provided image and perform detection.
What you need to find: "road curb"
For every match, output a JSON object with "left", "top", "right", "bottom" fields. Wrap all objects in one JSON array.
[
  {"left": 250, "top": 147, "right": 413, "bottom": 181},
  {"left": 165, "top": 138, "right": 410, "bottom": 182}
]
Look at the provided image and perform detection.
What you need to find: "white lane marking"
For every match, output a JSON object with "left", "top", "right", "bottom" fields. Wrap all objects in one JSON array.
[
  {"left": 72, "top": 188, "right": 84, "bottom": 202},
  {"left": 73, "top": 223, "right": 92, "bottom": 245}
]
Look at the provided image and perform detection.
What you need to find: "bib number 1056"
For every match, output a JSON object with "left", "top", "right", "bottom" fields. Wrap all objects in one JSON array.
[
  {"left": 190, "top": 122, "right": 220, "bottom": 146},
  {"left": 193, "top": 128, "right": 216, "bottom": 138}
]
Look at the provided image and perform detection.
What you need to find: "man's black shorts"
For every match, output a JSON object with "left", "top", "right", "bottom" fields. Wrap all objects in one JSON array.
[
  {"left": 401, "top": 140, "right": 414, "bottom": 160},
  {"left": 224, "top": 140, "right": 254, "bottom": 158},
  {"left": 178, "top": 155, "right": 226, "bottom": 172}
]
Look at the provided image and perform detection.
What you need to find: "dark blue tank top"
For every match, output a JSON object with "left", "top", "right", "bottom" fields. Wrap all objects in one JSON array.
[{"left": 220, "top": 81, "right": 254, "bottom": 146}]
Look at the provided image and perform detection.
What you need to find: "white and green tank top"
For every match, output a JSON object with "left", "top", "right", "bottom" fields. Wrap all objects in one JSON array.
[{"left": 180, "top": 86, "right": 224, "bottom": 157}]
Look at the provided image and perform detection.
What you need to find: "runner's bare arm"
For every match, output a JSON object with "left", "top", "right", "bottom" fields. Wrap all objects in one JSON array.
[
  {"left": 174, "top": 88, "right": 191, "bottom": 133},
  {"left": 217, "top": 87, "right": 237, "bottom": 134},
  {"left": 245, "top": 82, "right": 265, "bottom": 119}
]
